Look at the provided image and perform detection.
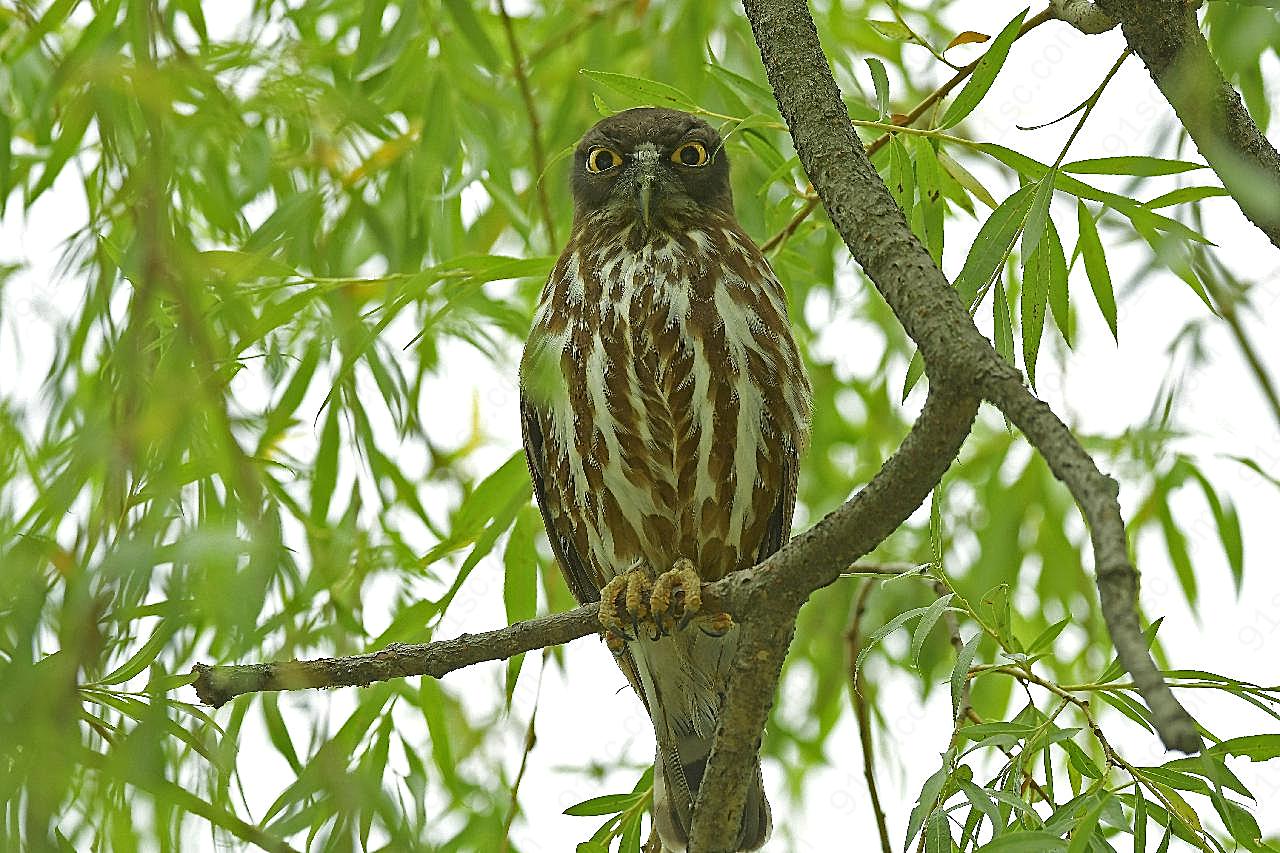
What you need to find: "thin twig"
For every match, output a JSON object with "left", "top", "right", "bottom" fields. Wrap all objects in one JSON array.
[
  {"left": 499, "top": 653, "right": 546, "bottom": 852},
  {"left": 760, "top": 6, "right": 1056, "bottom": 254},
  {"left": 498, "top": 0, "right": 558, "bottom": 249},
  {"left": 843, "top": 581, "right": 893, "bottom": 853}
]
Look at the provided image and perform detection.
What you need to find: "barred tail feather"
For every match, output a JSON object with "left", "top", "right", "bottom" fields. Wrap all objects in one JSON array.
[
  {"left": 653, "top": 740, "right": 770, "bottom": 853},
  {"left": 628, "top": 630, "right": 771, "bottom": 852}
]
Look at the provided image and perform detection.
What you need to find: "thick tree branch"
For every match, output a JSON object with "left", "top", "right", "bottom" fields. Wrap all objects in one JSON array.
[
  {"left": 689, "top": 385, "right": 979, "bottom": 850},
  {"left": 680, "top": 0, "right": 1205, "bottom": 846},
  {"left": 1095, "top": 0, "right": 1280, "bottom": 248}
]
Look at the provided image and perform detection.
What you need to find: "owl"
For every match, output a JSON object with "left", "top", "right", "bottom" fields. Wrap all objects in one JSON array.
[{"left": 519, "top": 107, "right": 812, "bottom": 852}]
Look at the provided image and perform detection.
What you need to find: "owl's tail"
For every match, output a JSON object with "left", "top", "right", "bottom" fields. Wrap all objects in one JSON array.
[
  {"left": 627, "top": 626, "right": 770, "bottom": 852},
  {"left": 652, "top": 736, "right": 771, "bottom": 852}
]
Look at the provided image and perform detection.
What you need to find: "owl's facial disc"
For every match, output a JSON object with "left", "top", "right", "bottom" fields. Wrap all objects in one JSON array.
[{"left": 570, "top": 108, "right": 734, "bottom": 235}]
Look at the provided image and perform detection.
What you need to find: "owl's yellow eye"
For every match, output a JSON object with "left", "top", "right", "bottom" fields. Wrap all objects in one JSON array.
[
  {"left": 672, "top": 141, "right": 709, "bottom": 167},
  {"left": 586, "top": 146, "right": 623, "bottom": 173}
]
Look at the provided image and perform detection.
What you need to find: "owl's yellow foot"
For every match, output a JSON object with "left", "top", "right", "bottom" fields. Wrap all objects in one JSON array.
[
  {"left": 651, "top": 557, "right": 703, "bottom": 635},
  {"left": 599, "top": 568, "right": 653, "bottom": 642}
]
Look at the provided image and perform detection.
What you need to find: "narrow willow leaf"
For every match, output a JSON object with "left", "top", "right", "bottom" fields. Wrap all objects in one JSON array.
[
  {"left": 1059, "top": 738, "right": 1103, "bottom": 779},
  {"left": 911, "top": 594, "right": 955, "bottom": 667},
  {"left": 1022, "top": 218, "right": 1052, "bottom": 388},
  {"left": 854, "top": 604, "right": 932, "bottom": 685},
  {"left": 924, "top": 810, "right": 954, "bottom": 853},
  {"left": 580, "top": 70, "right": 698, "bottom": 111},
  {"left": 1065, "top": 794, "right": 1107, "bottom": 853},
  {"left": 1184, "top": 465, "right": 1246, "bottom": 591},
  {"left": 975, "top": 831, "right": 1067, "bottom": 851},
  {"left": 1044, "top": 219, "right": 1071, "bottom": 347},
  {"left": 906, "top": 765, "right": 950, "bottom": 849},
  {"left": 866, "top": 58, "right": 890, "bottom": 119},
  {"left": 868, "top": 19, "right": 913, "bottom": 40},
  {"left": 954, "top": 183, "right": 1036, "bottom": 307},
  {"left": 1133, "top": 788, "right": 1148, "bottom": 853},
  {"left": 951, "top": 633, "right": 982, "bottom": 718},
  {"left": 1021, "top": 172, "right": 1055, "bottom": 262},
  {"left": 889, "top": 136, "right": 916, "bottom": 220},
  {"left": 1062, "top": 155, "right": 1206, "bottom": 176},
  {"left": 902, "top": 348, "right": 926, "bottom": 401},
  {"left": 978, "top": 143, "right": 1215, "bottom": 245},
  {"left": 994, "top": 276, "right": 1014, "bottom": 365},
  {"left": 1075, "top": 200, "right": 1118, "bottom": 341},
  {"left": 940, "top": 9, "right": 1029, "bottom": 129},
  {"left": 1209, "top": 734, "right": 1280, "bottom": 762},
  {"left": 441, "top": 0, "right": 501, "bottom": 68},
  {"left": 1026, "top": 617, "right": 1069, "bottom": 654},
  {"left": 938, "top": 147, "right": 998, "bottom": 209},
  {"left": 502, "top": 507, "right": 541, "bottom": 701},
  {"left": 565, "top": 792, "right": 641, "bottom": 817},
  {"left": 913, "top": 136, "right": 945, "bottom": 265},
  {"left": 96, "top": 621, "right": 177, "bottom": 686},
  {"left": 1144, "top": 186, "right": 1230, "bottom": 209}
]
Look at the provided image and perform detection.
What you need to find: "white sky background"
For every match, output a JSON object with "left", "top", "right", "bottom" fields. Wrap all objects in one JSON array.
[{"left": 2, "top": 1, "right": 1279, "bottom": 850}]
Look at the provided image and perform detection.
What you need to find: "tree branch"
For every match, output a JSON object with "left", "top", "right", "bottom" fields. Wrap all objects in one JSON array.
[
  {"left": 1094, "top": 0, "right": 1280, "bottom": 248},
  {"left": 688, "top": 385, "right": 980, "bottom": 850},
  {"left": 192, "top": 604, "right": 600, "bottom": 707},
  {"left": 678, "top": 0, "right": 1205, "bottom": 845}
]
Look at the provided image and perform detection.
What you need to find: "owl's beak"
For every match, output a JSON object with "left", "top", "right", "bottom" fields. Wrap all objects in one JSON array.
[
  {"left": 636, "top": 177, "right": 655, "bottom": 229},
  {"left": 629, "top": 145, "right": 662, "bottom": 230}
]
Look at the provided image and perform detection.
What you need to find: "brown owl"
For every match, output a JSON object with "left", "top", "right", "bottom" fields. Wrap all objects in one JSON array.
[{"left": 520, "top": 107, "right": 812, "bottom": 851}]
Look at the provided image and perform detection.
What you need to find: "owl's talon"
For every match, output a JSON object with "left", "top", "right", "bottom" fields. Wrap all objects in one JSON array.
[
  {"left": 651, "top": 557, "right": 703, "bottom": 633},
  {"left": 599, "top": 567, "right": 654, "bottom": 641},
  {"left": 698, "top": 611, "right": 735, "bottom": 637}
]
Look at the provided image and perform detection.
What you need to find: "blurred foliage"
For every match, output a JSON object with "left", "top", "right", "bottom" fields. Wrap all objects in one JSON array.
[{"left": 1, "top": 0, "right": 1279, "bottom": 851}]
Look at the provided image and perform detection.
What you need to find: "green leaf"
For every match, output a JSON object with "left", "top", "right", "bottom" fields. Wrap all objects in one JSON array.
[
  {"left": 868, "top": 19, "right": 914, "bottom": 40},
  {"left": 1066, "top": 794, "right": 1108, "bottom": 853},
  {"left": 911, "top": 594, "right": 955, "bottom": 667},
  {"left": 95, "top": 620, "right": 177, "bottom": 686},
  {"left": 1062, "top": 156, "right": 1206, "bottom": 177},
  {"left": 975, "top": 831, "right": 1067, "bottom": 851},
  {"left": 906, "top": 765, "right": 950, "bottom": 849},
  {"left": 1026, "top": 618, "right": 1070, "bottom": 654},
  {"left": 855, "top": 603, "right": 933, "bottom": 684},
  {"left": 1075, "top": 200, "right": 1117, "bottom": 342},
  {"left": 564, "top": 791, "right": 642, "bottom": 817},
  {"left": 1021, "top": 213, "right": 1053, "bottom": 388},
  {"left": 580, "top": 70, "right": 698, "bottom": 111},
  {"left": 938, "top": 147, "right": 998, "bottom": 209},
  {"left": 940, "top": 9, "right": 1030, "bottom": 129},
  {"left": 1144, "top": 186, "right": 1230, "bottom": 209},
  {"left": 925, "top": 810, "right": 954, "bottom": 853},
  {"left": 902, "top": 349, "right": 927, "bottom": 401},
  {"left": 913, "top": 136, "right": 945, "bottom": 265},
  {"left": 1021, "top": 173, "right": 1055, "bottom": 262},
  {"left": 441, "top": 0, "right": 501, "bottom": 68},
  {"left": 951, "top": 633, "right": 983, "bottom": 720},
  {"left": 993, "top": 276, "right": 1014, "bottom": 366},
  {"left": 1059, "top": 738, "right": 1103, "bottom": 780},
  {"left": 1210, "top": 734, "right": 1280, "bottom": 762},
  {"left": 889, "top": 136, "right": 916, "bottom": 220},
  {"left": 866, "top": 58, "right": 891, "bottom": 119},
  {"left": 954, "top": 183, "right": 1036, "bottom": 308}
]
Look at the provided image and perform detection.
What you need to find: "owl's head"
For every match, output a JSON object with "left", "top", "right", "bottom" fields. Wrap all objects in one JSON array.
[{"left": 570, "top": 107, "right": 733, "bottom": 233}]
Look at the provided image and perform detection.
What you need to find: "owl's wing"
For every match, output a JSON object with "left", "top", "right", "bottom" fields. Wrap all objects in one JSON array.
[
  {"left": 519, "top": 395, "right": 601, "bottom": 605},
  {"left": 755, "top": 435, "right": 801, "bottom": 564}
]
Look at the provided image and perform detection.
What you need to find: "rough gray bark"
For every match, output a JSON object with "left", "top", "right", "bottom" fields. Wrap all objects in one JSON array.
[
  {"left": 1096, "top": 0, "right": 1280, "bottom": 248},
  {"left": 682, "top": 0, "right": 1205, "bottom": 848}
]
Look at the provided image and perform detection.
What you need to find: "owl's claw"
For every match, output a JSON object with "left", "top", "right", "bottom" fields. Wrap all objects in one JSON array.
[
  {"left": 651, "top": 558, "right": 703, "bottom": 635},
  {"left": 599, "top": 568, "right": 653, "bottom": 644}
]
